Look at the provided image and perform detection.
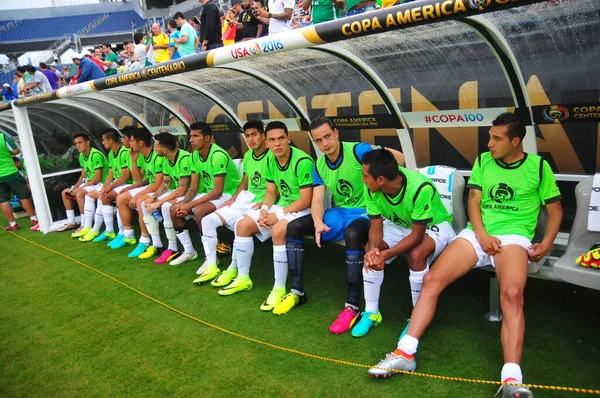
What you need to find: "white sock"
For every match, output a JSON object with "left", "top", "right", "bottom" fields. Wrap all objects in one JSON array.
[
  {"left": 66, "top": 209, "right": 75, "bottom": 224},
  {"left": 92, "top": 199, "right": 104, "bottom": 233},
  {"left": 140, "top": 236, "right": 151, "bottom": 245},
  {"left": 163, "top": 221, "right": 178, "bottom": 251},
  {"left": 177, "top": 229, "right": 195, "bottom": 255},
  {"left": 102, "top": 205, "right": 115, "bottom": 233},
  {"left": 363, "top": 269, "right": 384, "bottom": 313},
  {"left": 9, "top": 221, "right": 16, "bottom": 227},
  {"left": 228, "top": 249, "right": 238, "bottom": 271},
  {"left": 397, "top": 335, "right": 419, "bottom": 355},
  {"left": 501, "top": 362, "right": 522, "bottom": 384},
  {"left": 409, "top": 266, "right": 430, "bottom": 307},
  {"left": 116, "top": 210, "right": 124, "bottom": 235},
  {"left": 273, "top": 245, "right": 288, "bottom": 288},
  {"left": 30, "top": 215, "right": 38, "bottom": 221},
  {"left": 201, "top": 213, "right": 222, "bottom": 265},
  {"left": 124, "top": 228, "right": 134, "bottom": 239},
  {"left": 143, "top": 213, "right": 163, "bottom": 248},
  {"left": 234, "top": 236, "right": 253, "bottom": 277},
  {"left": 83, "top": 195, "right": 95, "bottom": 228}
]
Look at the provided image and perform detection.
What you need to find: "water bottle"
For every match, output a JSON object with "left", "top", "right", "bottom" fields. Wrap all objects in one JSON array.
[{"left": 152, "top": 209, "right": 163, "bottom": 222}]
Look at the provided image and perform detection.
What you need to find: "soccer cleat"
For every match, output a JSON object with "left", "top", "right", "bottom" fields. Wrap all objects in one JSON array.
[
  {"left": 138, "top": 246, "right": 160, "bottom": 260},
  {"left": 195, "top": 259, "right": 218, "bottom": 275},
  {"left": 112, "top": 236, "right": 137, "bottom": 249},
  {"left": 218, "top": 275, "right": 253, "bottom": 296},
  {"left": 498, "top": 381, "right": 534, "bottom": 398},
  {"left": 6, "top": 224, "right": 19, "bottom": 231},
  {"left": 192, "top": 263, "right": 221, "bottom": 285},
  {"left": 129, "top": 242, "right": 149, "bottom": 258},
  {"left": 351, "top": 311, "right": 383, "bottom": 337},
  {"left": 78, "top": 231, "right": 100, "bottom": 242},
  {"left": 576, "top": 247, "right": 600, "bottom": 269},
  {"left": 71, "top": 227, "right": 90, "bottom": 238},
  {"left": 260, "top": 287, "right": 287, "bottom": 311},
  {"left": 368, "top": 350, "right": 417, "bottom": 378},
  {"left": 57, "top": 223, "right": 77, "bottom": 232},
  {"left": 273, "top": 292, "right": 307, "bottom": 315},
  {"left": 107, "top": 234, "right": 124, "bottom": 248},
  {"left": 216, "top": 241, "right": 232, "bottom": 258},
  {"left": 329, "top": 307, "right": 360, "bottom": 334},
  {"left": 398, "top": 319, "right": 411, "bottom": 341},
  {"left": 211, "top": 268, "right": 238, "bottom": 287},
  {"left": 31, "top": 224, "right": 40, "bottom": 232},
  {"left": 93, "top": 231, "right": 116, "bottom": 243},
  {"left": 154, "top": 249, "right": 179, "bottom": 265},
  {"left": 169, "top": 251, "right": 198, "bottom": 265}
]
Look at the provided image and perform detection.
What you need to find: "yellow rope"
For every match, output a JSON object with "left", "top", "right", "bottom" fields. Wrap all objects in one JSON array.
[{"left": 4, "top": 228, "right": 599, "bottom": 395}]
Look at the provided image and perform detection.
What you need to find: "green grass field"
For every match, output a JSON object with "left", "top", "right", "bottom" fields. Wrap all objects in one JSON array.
[{"left": 1, "top": 218, "right": 599, "bottom": 397}]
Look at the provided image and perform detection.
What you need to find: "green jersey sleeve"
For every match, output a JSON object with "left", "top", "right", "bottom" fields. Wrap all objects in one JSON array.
[
  {"left": 365, "top": 187, "right": 381, "bottom": 218},
  {"left": 296, "top": 158, "right": 314, "bottom": 188},
  {"left": 539, "top": 159, "right": 561, "bottom": 205},
  {"left": 411, "top": 182, "right": 435, "bottom": 224},
  {"left": 467, "top": 156, "right": 482, "bottom": 190}
]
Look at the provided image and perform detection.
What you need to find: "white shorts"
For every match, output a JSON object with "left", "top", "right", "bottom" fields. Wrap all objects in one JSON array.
[
  {"left": 126, "top": 185, "right": 150, "bottom": 198},
  {"left": 151, "top": 190, "right": 173, "bottom": 201},
  {"left": 455, "top": 228, "right": 532, "bottom": 268},
  {"left": 244, "top": 206, "right": 312, "bottom": 242},
  {"left": 215, "top": 190, "right": 257, "bottom": 230},
  {"left": 113, "top": 184, "right": 131, "bottom": 194},
  {"left": 79, "top": 183, "right": 102, "bottom": 193},
  {"left": 382, "top": 219, "right": 456, "bottom": 265},
  {"left": 175, "top": 192, "right": 232, "bottom": 208}
]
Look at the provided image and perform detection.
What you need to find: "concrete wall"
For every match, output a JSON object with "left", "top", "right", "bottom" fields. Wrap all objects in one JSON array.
[{"left": 1, "top": 2, "right": 140, "bottom": 20}]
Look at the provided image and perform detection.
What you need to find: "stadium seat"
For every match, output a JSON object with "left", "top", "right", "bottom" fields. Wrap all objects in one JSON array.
[
  {"left": 553, "top": 175, "right": 600, "bottom": 290},
  {"left": 418, "top": 165, "right": 466, "bottom": 232}
]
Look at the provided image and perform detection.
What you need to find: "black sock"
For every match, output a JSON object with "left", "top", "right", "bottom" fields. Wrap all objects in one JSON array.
[
  {"left": 287, "top": 239, "right": 305, "bottom": 295},
  {"left": 345, "top": 250, "right": 363, "bottom": 309}
]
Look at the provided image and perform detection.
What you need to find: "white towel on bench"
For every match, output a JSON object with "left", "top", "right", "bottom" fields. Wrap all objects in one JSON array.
[
  {"left": 419, "top": 165, "right": 456, "bottom": 215},
  {"left": 588, "top": 173, "right": 600, "bottom": 232}
]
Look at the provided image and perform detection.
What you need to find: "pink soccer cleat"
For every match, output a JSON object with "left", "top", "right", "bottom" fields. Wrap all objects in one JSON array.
[{"left": 329, "top": 306, "right": 359, "bottom": 334}]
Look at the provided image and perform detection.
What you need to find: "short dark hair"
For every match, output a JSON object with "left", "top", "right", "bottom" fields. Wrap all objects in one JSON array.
[
  {"left": 154, "top": 132, "right": 178, "bottom": 151},
  {"left": 243, "top": 120, "right": 264, "bottom": 134},
  {"left": 134, "top": 32, "right": 145, "bottom": 44},
  {"left": 168, "top": 19, "right": 178, "bottom": 29},
  {"left": 265, "top": 121, "right": 288, "bottom": 136},
  {"left": 192, "top": 16, "right": 200, "bottom": 25},
  {"left": 130, "top": 128, "right": 153, "bottom": 147},
  {"left": 16, "top": 66, "right": 26, "bottom": 73},
  {"left": 73, "top": 133, "right": 90, "bottom": 142},
  {"left": 492, "top": 112, "right": 526, "bottom": 143},
  {"left": 174, "top": 11, "right": 186, "bottom": 20},
  {"left": 122, "top": 40, "right": 132, "bottom": 46},
  {"left": 362, "top": 149, "right": 400, "bottom": 180},
  {"left": 309, "top": 116, "right": 336, "bottom": 132},
  {"left": 252, "top": 0, "right": 264, "bottom": 6},
  {"left": 120, "top": 126, "right": 135, "bottom": 138},
  {"left": 231, "top": 0, "right": 242, "bottom": 5},
  {"left": 102, "top": 43, "right": 112, "bottom": 49},
  {"left": 25, "top": 65, "right": 36, "bottom": 73},
  {"left": 39, "top": 62, "right": 48, "bottom": 69},
  {"left": 189, "top": 122, "right": 213, "bottom": 138},
  {"left": 102, "top": 129, "right": 120, "bottom": 142}
]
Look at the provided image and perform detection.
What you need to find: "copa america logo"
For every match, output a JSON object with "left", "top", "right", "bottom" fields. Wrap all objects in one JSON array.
[
  {"left": 249, "top": 42, "right": 261, "bottom": 55},
  {"left": 543, "top": 105, "right": 570, "bottom": 123},
  {"left": 469, "top": 0, "right": 490, "bottom": 11}
]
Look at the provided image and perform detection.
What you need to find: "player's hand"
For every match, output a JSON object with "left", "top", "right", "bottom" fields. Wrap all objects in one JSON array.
[
  {"left": 259, "top": 213, "right": 278, "bottom": 229},
  {"left": 257, "top": 208, "right": 267, "bottom": 222},
  {"left": 251, "top": 202, "right": 263, "bottom": 210},
  {"left": 218, "top": 197, "right": 235, "bottom": 209},
  {"left": 175, "top": 203, "right": 190, "bottom": 217},
  {"left": 476, "top": 232, "right": 502, "bottom": 256},
  {"left": 528, "top": 242, "right": 550, "bottom": 262},
  {"left": 73, "top": 188, "right": 84, "bottom": 196},
  {"left": 129, "top": 195, "right": 139, "bottom": 208},
  {"left": 130, "top": 151, "right": 139, "bottom": 162},
  {"left": 314, "top": 221, "right": 330, "bottom": 248},
  {"left": 364, "top": 248, "right": 382, "bottom": 271}
]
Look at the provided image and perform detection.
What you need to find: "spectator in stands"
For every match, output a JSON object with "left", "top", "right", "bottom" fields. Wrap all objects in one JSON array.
[
  {"left": 11, "top": 74, "right": 20, "bottom": 99},
  {"left": 39, "top": 62, "right": 59, "bottom": 90},
  {"left": 254, "top": 0, "right": 293, "bottom": 35},
  {"left": 23, "top": 65, "right": 52, "bottom": 94},
  {"left": 122, "top": 41, "right": 142, "bottom": 71},
  {"left": 102, "top": 43, "right": 119, "bottom": 76},
  {"left": 199, "top": 0, "right": 224, "bottom": 51},
  {"left": 148, "top": 23, "right": 170, "bottom": 64},
  {"left": 133, "top": 32, "right": 148, "bottom": 66},
  {"left": 173, "top": 11, "right": 198, "bottom": 57},
  {"left": 346, "top": 0, "right": 376, "bottom": 16},
  {"left": 15, "top": 67, "right": 29, "bottom": 97},
  {"left": 302, "top": 0, "right": 344, "bottom": 23},
  {"left": 85, "top": 50, "right": 106, "bottom": 73},
  {"left": 190, "top": 16, "right": 202, "bottom": 51},
  {"left": 222, "top": 10, "right": 238, "bottom": 45},
  {"left": 238, "top": 0, "right": 263, "bottom": 40},
  {"left": 51, "top": 65, "right": 62, "bottom": 80},
  {"left": 228, "top": 0, "right": 243, "bottom": 42},
  {"left": 1, "top": 84, "right": 17, "bottom": 101},
  {"left": 167, "top": 20, "right": 181, "bottom": 60},
  {"left": 72, "top": 53, "right": 105, "bottom": 83}
]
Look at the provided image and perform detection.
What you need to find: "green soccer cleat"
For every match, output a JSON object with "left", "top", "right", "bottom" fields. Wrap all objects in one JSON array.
[
  {"left": 211, "top": 268, "right": 238, "bottom": 287},
  {"left": 138, "top": 246, "right": 160, "bottom": 260},
  {"left": 93, "top": 231, "right": 116, "bottom": 243},
  {"left": 351, "top": 311, "right": 383, "bottom": 337},
  {"left": 71, "top": 227, "right": 91, "bottom": 238},
  {"left": 272, "top": 292, "right": 307, "bottom": 315},
  {"left": 128, "top": 242, "right": 149, "bottom": 257},
  {"left": 192, "top": 263, "right": 221, "bottom": 285},
  {"left": 260, "top": 286, "right": 287, "bottom": 312},
  {"left": 113, "top": 236, "right": 137, "bottom": 250},
  {"left": 218, "top": 276, "right": 253, "bottom": 296},
  {"left": 78, "top": 231, "right": 100, "bottom": 242},
  {"left": 107, "top": 234, "right": 124, "bottom": 248}
]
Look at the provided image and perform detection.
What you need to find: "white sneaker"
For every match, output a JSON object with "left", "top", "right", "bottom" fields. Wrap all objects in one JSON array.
[{"left": 169, "top": 251, "right": 198, "bottom": 265}]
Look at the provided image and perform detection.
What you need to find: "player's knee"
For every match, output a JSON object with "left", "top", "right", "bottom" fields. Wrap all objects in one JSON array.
[
  {"left": 344, "top": 226, "right": 366, "bottom": 249},
  {"left": 408, "top": 247, "right": 429, "bottom": 269},
  {"left": 286, "top": 219, "right": 305, "bottom": 240},
  {"left": 501, "top": 286, "right": 524, "bottom": 309},
  {"left": 271, "top": 222, "right": 287, "bottom": 241},
  {"left": 422, "top": 271, "right": 444, "bottom": 295},
  {"left": 235, "top": 217, "right": 253, "bottom": 237}
]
